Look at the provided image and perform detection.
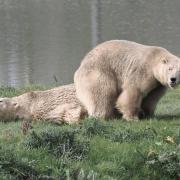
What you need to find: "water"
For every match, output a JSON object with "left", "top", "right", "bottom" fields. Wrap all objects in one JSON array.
[{"left": 0, "top": 0, "right": 180, "bottom": 87}]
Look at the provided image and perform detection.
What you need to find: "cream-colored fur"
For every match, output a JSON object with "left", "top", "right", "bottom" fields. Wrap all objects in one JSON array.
[
  {"left": 74, "top": 40, "right": 180, "bottom": 121},
  {"left": 0, "top": 84, "right": 87, "bottom": 124}
]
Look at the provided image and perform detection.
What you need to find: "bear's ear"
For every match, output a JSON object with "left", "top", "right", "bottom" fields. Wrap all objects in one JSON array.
[{"left": 162, "top": 59, "right": 168, "bottom": 64}]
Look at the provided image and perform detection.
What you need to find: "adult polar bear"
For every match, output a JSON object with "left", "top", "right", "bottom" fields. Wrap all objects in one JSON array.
[
  {"left": 74, "top": 40, "right": 180, "bottom": 121},
  {"left": 0, "top": 84, "right": 87, "bottom": 124}
]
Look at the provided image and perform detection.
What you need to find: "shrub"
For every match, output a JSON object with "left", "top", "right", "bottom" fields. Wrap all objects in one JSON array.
[{"left": 25, "top": 128, "right": 89, "bottom": 160}]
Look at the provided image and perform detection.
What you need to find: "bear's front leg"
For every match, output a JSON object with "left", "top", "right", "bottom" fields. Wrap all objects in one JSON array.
[
  {"left": 116, "top": 88, "right": 143, "bottom": 121},
  {"left": 141, "top": 86, "right": 166, "bottom": 118}
]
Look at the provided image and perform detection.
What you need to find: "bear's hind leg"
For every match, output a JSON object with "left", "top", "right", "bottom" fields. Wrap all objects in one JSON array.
[
  {"left": 83, "top": 86, "right": 117, "bottom": 119},
  {"left": 116, "top": 88, "right": 142, "bottom": 121},
  {"left": 75, "top": 72, "right": 118, "bottom": 120}
]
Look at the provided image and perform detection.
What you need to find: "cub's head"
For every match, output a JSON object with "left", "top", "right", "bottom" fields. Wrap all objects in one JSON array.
[
  {"left": 153, "top": 48, "right": 180, "bottom": 88},
  {"left": 0, "top": 98, "right": 19, "bottom": 122}
]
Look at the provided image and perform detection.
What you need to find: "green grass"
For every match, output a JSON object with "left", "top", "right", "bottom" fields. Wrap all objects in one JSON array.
[{"left": 0, "top": 86, "right": 179, "bottom": 180}]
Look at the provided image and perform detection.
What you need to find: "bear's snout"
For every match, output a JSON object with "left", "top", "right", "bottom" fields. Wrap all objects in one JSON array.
[
  {"left": 169, "top": 77, "right": 177, "bottom": 87},
  {"left": 170, "top": 77, "right": 176, "bottom": 83}
]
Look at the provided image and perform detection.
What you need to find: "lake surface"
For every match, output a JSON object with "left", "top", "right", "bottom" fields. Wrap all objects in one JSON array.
[{"left": 0, "top": 0, "right": 180, "bottom": 87}]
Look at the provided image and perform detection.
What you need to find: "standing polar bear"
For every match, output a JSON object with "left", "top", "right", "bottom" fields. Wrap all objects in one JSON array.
[
  {"left": 0, "top": 84, "right": 87, "bottom": 124},
  {"left": 74, "top": 40, "right": 180, "bottom": 121}
]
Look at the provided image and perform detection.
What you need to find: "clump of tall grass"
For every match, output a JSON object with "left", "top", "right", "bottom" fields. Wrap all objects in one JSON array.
[
  {"left": 81, "top": 118, "right": 112, "bottom": 137},
  {"left": 0, "top": 145, "right": 71, "bottom": 179},
  {"left": 146, "top": 151, "right": 180, "bottom": 179},
  {"left": 107, "top": 127, "right": 157, "bottom": 143},
  {"left": 0, "top": 146, "right": 40, "bottom": 179},
  {"left": 80, "top": 119, "right": 157, "bottom": 143},
  {"left": 25, "top": 127, "right": 89, "bottom": 160}
]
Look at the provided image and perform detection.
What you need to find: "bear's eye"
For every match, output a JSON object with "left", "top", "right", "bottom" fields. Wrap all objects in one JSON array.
[
  {"left": 168, "top": 67, "right": 173, "bottom": 71},
  {"left": 162, "top": 59, "right": 168, "bottom": 64}
]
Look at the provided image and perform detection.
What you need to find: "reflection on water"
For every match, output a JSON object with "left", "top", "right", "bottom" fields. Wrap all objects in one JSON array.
[{"left": 0, "top": 0, "right": 180, "bottom": 87}]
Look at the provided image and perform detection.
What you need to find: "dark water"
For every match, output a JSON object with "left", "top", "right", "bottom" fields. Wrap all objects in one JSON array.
[{"left": 0, "top": 0, "right": 180, "bottom": 87}]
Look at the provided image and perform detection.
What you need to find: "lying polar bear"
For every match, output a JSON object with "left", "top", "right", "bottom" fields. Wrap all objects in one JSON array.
[{"left": 0, "top": 84, "right": 88, "bottom": 124}]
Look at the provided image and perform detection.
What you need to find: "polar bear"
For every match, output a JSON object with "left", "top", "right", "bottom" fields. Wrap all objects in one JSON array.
[
  {"left": 74, "top": 40, "right": 180, "bottom": 121},
  {"left": 0, "top": 84, "right": 87, "bottom": 124}
]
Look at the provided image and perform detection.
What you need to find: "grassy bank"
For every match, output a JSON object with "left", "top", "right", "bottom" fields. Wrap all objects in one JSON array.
[{"left": 0, "top": 86, "right": 179, "bottom": 180}]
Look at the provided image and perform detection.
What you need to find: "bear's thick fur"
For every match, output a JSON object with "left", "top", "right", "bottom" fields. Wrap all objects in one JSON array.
[
  {"left": 74, "top": 40, "right": 180, "bottom": 121},
  {"left": 0, "top": 84, "right": 87, "bottom": 124}
]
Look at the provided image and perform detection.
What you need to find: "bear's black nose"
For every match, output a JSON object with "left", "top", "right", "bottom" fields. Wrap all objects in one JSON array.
[{"left": 170, "top": 77, "right": 176, "bottom": 82}]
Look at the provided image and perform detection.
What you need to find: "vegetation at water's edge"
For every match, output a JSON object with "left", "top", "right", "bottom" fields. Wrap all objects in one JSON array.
[{"left": 0, "top": 86, "right": 179, "bottom": 180}]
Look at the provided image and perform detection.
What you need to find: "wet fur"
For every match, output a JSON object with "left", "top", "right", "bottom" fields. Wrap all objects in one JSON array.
[{"left": 0, "top": 84, "right": 87, "bottom": 124}]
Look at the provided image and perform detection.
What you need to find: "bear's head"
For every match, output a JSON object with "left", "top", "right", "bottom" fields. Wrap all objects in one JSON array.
[
  {"left": 153, "top": 49, "right": 180, "bottom": 88},
  {"left": 0, "top": 98, "right": 19, "bottom": 121}
]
